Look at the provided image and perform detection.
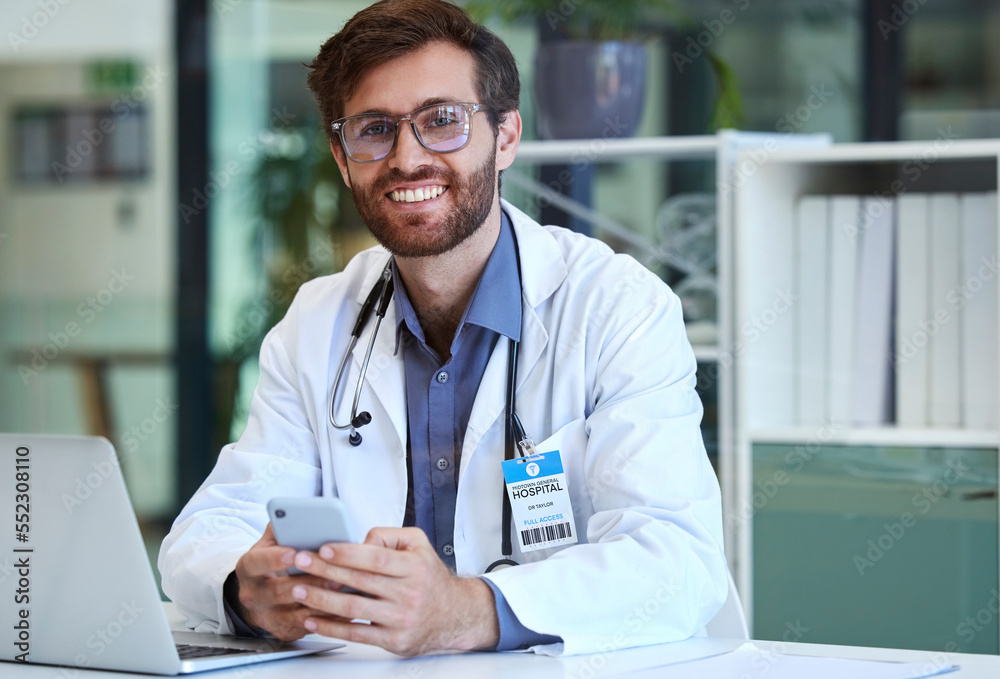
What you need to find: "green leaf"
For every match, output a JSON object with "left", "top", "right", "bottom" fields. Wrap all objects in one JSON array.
[{"left": 707, "top": 51, "right": 745, "bottom": 131}]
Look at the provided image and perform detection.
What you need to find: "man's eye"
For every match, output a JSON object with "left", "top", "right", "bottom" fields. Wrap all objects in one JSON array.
[
  {"left": 359, "top": 123, "right": 389, "bottom": 137},
  {"left": 428, "top": 115, "right": 457, "bottom": 127}
]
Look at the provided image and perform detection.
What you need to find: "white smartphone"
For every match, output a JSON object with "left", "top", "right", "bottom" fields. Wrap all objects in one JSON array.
[{"left": 266, "top": 496, "right": 360, "bottom": 575}]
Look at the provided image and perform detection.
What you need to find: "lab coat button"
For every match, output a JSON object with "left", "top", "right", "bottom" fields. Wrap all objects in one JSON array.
[
  {"left": 442, "top": 544, "right": 454, "bottom": 556},
  {"left": 436, "top": 371, "right": 449, "bottom": 383},
  {"left": 436, "top": 457, "right": 449, "bottom": 471}
]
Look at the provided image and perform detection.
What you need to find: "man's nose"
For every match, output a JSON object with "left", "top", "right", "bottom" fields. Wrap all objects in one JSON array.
[{"left": 387, "top": 120, "right": 434, "bottom": 171}]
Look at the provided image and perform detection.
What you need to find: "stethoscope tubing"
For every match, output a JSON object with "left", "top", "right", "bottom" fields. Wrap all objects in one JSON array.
[
  {"left": 329, "top": 264, "right": 393, "bottom": 444},
  {"left": 330, "top": 251, "right": 525, "bottom": 571}
]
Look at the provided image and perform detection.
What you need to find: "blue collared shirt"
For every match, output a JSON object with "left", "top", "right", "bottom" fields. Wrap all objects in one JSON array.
[
  {"left": 394, "top": 212, "right": 560, "bottom": 651},
  {"left": 225, "top": 214, "right": 560, "bottom": 649}
]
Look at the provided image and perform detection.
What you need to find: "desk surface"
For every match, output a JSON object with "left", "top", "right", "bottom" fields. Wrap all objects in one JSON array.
[{"left": 4, "top": 605, "right": 1000, "bottom": 678}]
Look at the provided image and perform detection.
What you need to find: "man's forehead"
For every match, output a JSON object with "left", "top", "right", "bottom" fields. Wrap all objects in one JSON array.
[{"left": 342, "top": 41, "right": 478, "bottom": 116}]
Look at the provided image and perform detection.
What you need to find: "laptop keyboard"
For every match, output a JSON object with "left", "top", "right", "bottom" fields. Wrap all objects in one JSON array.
[{"left": 176, "top": 643, "right": 260, "bottom": 660}]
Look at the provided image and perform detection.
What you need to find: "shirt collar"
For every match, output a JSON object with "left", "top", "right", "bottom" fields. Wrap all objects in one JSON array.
[{"left": 392, "top": 210, "right": 522, "bottom": 354}]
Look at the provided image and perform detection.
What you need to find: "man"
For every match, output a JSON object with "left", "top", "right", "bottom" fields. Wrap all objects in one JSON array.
[{"left": 160, "top": 0, "right": 726, "bottom": 657}]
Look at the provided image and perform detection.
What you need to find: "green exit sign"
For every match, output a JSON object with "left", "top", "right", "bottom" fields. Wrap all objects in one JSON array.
[{"left": 87, "top": 60, "right": 140, "bottom": 93}]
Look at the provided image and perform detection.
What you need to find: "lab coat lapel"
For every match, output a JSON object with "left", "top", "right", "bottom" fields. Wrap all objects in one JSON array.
[{"left": 460, "top": 203, "right": 566, "bottom": 479}]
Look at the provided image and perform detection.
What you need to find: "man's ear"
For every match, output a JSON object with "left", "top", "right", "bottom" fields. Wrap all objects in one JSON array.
[
  {"left": 495, "top": 110, "right": 522, "bottom": 173},
  {"left": 330, "top": 140, "right": 352, "bottom": 189}
]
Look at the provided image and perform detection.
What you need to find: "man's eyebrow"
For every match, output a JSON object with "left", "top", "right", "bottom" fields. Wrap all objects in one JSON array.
[
  {"left": 350, "top": 98, "right": 461, "bottom": 117},
  {"left": 418, "top": 97, "right": 456, "bottom": 108}
]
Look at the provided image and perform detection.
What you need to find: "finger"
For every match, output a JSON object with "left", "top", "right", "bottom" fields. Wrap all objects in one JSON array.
[
  {"left": 237, "top": 544, "right": 297, "bottom": 578},
  {"left": 290, "top": 584, "right": 399, "bottom": 627},
  {"left": 250, "top": 604, "right": 312, "bottom": 642},
  {"left": 292, "top": 549, "right": 399, "bottom": 598},
  {"left": 362, "top": 526, "right": 430, "bottom": 551},
  {"left": 245, "top": 573, "right": 330, "bottom": 608},
  {"left": 303, "top": 617, "right": 422, "bottom": 657},
  {"left": 318, "top": 541, "right": 414, "bottom": 579}
]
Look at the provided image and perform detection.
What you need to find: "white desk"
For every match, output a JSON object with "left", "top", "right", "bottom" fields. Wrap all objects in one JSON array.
[{"left": 4, "top": 604, "right": 1000, "bottom": 678}]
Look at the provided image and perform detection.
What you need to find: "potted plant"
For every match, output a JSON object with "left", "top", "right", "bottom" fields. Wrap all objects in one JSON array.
[{"left": 466, "top": 0, "right": 742, "bottom": 139}]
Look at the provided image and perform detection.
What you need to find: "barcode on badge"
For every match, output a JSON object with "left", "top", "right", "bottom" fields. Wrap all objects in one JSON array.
[{"left": 520, "top": 521, "right": 573, "bottom": 547}]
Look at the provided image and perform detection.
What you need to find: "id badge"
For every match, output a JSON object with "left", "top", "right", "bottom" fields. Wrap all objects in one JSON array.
[{"left": 501, "top": 450, "right": 578, "bottom": 553}]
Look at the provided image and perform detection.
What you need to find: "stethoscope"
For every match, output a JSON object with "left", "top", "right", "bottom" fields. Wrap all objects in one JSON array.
[{"left": 328, "top": 258, "right": 530, "bottom": 572}]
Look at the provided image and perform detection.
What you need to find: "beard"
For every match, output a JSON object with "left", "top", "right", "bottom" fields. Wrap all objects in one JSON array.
[{"left": 347, "top": 146, "right": 498, "bottom": 258}]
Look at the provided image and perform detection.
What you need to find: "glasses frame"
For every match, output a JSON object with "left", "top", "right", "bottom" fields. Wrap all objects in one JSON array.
[{"left": 331, "top": 102, "right": 483, "bottom": 163}]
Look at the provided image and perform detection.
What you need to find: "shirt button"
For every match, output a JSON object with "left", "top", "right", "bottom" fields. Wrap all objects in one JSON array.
[
  {"left": 442, "top": 544, "right": 454, "bottom": 556},
  {"left": 436, "top": 371, "right": 449, "bottom": 383},
  {"left": 436, "top": 457, "right": 450, "bottom": 471}
]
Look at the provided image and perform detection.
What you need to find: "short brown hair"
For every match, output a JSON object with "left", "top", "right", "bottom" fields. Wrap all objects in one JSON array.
[{"left": 306, "top": 0, "right": 520, "bottom": 144}]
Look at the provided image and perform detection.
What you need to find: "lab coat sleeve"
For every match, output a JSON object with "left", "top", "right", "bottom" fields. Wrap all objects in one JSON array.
[
  {"left": 158, "top": 306, "right": 322, "bottom": 634},
  {"left": 483, "top": 261, "right": 727, "bottom": 656}
]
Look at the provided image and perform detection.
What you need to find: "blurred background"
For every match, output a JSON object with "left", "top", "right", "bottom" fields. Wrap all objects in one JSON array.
[{"left": 1, "top": 0, "right": 999, "bottom": 652}]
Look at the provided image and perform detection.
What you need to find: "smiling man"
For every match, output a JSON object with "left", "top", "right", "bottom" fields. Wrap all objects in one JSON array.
[{"left": 160, "top": 0, "right": 726, "bottom": 657}]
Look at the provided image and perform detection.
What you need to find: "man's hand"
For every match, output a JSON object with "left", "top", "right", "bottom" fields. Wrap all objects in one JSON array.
[
  {"left": 231, "top": 524, "right": 339, "bottom": 641},
  {"left": 289, "top": 526, "right": 501, "bottom": 656}
]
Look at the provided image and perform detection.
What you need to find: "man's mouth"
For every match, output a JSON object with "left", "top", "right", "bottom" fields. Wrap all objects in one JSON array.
[{"left": 388, "top": 185, "right": 447, "bottom": 203}]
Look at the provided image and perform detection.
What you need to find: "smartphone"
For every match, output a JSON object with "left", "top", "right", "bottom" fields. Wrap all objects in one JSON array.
[{"left": 266, "top": 496, "right": 360, "bottom": 575}]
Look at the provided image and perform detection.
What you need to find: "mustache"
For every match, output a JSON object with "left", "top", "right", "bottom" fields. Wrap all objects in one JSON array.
[{"left": 371, "top": 167, "right": 457, "bottom": 194}]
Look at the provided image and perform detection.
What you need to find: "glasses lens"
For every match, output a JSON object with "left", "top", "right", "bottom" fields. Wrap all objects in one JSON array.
[
  {"left": 342, "top": 115, "right": 395, "bottom": 162},
  {"left": 413, "top": 104, "right": 472, "bottom": 153}
]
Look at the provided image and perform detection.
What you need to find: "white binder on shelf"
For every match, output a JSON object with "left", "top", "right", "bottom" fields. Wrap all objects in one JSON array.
[
  {"left": 827, "top": 196, "right": 861, "bottom": 426},
  {"left": 795, "top": 196, "right": 829, "bottom": 425},
  {"left": 960, "top": 192, "right": 999, "bottom": 429},
  {"left": 928, "top": 193, "right": 962, "bottom": 427},
  {"left": 851, "top": 196, "right": 896, "bottom": 425},
  {"left": 895, "top": 194, "right": 930, "bottom": 427}
]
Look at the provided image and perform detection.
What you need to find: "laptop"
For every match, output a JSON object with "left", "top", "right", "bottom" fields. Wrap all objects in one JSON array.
[{"left": 0, "top": 433, "right": 343, "bottom": 674}]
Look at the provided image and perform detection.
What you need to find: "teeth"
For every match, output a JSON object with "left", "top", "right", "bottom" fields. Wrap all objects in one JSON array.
[{"left": 391, "top": 186, "right": 445, "bottom": 203}]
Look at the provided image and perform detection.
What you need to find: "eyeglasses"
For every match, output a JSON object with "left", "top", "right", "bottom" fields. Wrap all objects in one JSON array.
[{"left": 332, "top": 102, "right": 483, "bottom": 163}]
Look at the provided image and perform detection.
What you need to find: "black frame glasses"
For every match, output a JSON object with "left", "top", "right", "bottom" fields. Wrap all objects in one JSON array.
[{"left": 331, "top": 102, "right": 483, "bottom": 163}]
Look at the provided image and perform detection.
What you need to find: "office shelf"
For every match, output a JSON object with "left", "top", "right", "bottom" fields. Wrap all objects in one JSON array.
[
  {"left": 747, "top": 427, "right": 999, "bottom": 450},
  {"left": 733, "top": 139, "right": 1000, "bottom": 651}
]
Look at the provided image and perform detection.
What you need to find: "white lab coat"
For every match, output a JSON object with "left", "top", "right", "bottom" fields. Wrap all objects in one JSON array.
[{"left": 159, "top": 200, "right": 726, "bottom": 656}]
